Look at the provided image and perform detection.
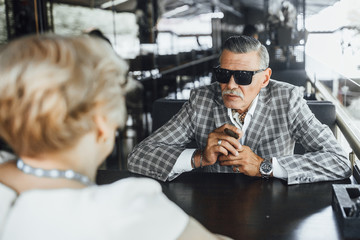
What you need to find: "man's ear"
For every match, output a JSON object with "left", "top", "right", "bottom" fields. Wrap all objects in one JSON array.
[{"left": 261, "top": 68, "right": 272, "bottom": 87}]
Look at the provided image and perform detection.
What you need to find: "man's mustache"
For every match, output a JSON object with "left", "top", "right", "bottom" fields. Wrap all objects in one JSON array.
[{"left": 222, "top": 90, "right": 244, "bottom": 99}]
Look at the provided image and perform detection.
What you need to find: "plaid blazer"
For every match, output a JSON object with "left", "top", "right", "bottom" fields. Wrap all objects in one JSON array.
[{"left": 128, "top": 80, "right": 351, "bottom": 184}]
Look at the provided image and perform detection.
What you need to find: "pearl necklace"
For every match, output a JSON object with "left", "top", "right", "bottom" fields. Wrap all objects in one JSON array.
[{"left": 16, "top": 159, "right": 95, "bottom": 186}]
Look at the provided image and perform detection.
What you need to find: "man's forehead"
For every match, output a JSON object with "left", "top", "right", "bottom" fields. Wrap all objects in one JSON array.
[{"left": 220, "top": 50, "right": 260, "bottom": 68}]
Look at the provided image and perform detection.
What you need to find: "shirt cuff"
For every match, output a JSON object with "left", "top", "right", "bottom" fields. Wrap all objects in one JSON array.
[
  {"left": 168, "top": 149, "right": 196, "bottom": 178},
  {"left": 272, "top": 157, "right": 288, "bottom": 180}
]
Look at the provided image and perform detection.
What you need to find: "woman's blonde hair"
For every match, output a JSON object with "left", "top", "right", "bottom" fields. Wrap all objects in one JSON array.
[{"left": 0, "top": 34, "right": 128, "bottom": 156}]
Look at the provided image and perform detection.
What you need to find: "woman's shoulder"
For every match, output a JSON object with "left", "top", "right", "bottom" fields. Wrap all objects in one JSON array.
[
  {"left": 0, "top": 182, "right": 17, "bottom": 199},
  {"left": 0, "top": 182, "right": 18, "bottom": 225}
]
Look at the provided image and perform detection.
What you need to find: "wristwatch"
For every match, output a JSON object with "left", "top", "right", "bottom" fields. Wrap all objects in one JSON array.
[{"left": 260, "top": 158, "right": 273, "bottom": 179}]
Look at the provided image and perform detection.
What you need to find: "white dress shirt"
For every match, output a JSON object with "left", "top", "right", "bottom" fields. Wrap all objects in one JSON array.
[{"left": 169, "top": 95, "right": 288, "bottom": 180}]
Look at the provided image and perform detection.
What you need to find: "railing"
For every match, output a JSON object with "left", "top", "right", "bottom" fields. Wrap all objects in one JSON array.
[
  {"left": 306, "top": 54, "right": 360, "bottom": 181},
  {"left": 315, "top": 82, "right": 360, "bottom": 159}
]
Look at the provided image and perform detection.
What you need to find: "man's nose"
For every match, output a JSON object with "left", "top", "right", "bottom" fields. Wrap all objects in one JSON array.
[{"left": 226, "top": 75, "right": 238, "bottom": 89}]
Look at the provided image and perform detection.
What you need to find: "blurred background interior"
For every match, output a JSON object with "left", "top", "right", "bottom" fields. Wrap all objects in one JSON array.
[{"left": 0, "top": 0, "right": 359, "bottom": 174}]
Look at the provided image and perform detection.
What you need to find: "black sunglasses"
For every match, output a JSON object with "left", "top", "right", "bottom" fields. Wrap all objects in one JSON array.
[{"left": 213, "top": 66, "right": 265, "bottom": 85}]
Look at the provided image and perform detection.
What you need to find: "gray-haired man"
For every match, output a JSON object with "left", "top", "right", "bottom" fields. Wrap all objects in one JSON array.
[{"left": 128, "top": 35, "right": 351, "bottom": 185}]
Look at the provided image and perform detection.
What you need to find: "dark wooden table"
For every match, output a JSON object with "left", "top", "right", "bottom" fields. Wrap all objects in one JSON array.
[{"left": 96, "top": 170, "right": 356, "bottom": 240}]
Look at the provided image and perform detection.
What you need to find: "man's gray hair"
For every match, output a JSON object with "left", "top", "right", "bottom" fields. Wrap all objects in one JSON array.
[{"left": 221, "top": 35, "right": 269, "bottom": 69}]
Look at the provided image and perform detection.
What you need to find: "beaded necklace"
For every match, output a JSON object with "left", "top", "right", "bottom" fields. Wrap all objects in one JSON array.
[{"left": 16, "top": 159, "right": 95, "bottom": 186}]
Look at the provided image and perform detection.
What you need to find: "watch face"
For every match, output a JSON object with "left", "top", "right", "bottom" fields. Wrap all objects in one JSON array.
[{"left": 260, "top": 161, "right": 273, "bottom": 175}]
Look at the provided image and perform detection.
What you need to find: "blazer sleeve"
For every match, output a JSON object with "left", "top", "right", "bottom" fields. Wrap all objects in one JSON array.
[
  {"left": 127, "top": 92, "right": 199, "bottom": 181},
  {"left": 277, "top": 88, "right": 352, "bottom": 185}
]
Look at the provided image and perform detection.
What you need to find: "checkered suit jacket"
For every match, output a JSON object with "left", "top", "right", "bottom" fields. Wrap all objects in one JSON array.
[{"left": 128, "top": 80, "right": 351, "bottom": 184}]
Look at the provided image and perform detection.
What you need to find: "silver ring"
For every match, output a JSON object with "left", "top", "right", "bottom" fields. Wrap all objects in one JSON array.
[
  {"left": 236, "top": 167, "right": 240, "bottom": 173},
  {"left": 217, "top": 139, "right": 222, "bottom": 146}
]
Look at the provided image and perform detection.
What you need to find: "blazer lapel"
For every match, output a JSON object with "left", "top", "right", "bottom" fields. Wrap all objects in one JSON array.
[
  {"left": 244, "top": 87, "right": 271, "bottom": 151},
  {"left": 213, "top": 86, "right": 231, "bottom": 128}
]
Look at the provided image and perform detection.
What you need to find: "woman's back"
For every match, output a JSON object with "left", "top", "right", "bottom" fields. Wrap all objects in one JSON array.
[{"left": 0, "top": 178, "right": 188, "bottom": 240}]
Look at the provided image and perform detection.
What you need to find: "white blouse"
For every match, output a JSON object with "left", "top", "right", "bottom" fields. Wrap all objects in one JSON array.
[{"left": 0, "top": 177, "right": 188, "bottom": 240}]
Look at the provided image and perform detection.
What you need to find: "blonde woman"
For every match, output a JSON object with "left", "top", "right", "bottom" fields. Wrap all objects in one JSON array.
[{"left": 0, "top": 35, "right": 231, "bottom": 240}]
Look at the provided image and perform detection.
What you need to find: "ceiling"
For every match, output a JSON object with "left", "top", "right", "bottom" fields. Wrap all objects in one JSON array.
[{"left": 52, "top": 0, "right": 340, "bottom": 19}]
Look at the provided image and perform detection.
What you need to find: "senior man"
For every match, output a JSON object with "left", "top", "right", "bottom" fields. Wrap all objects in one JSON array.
[{"left": 128, "top": 35, "right": 351, "bottom": 185}]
